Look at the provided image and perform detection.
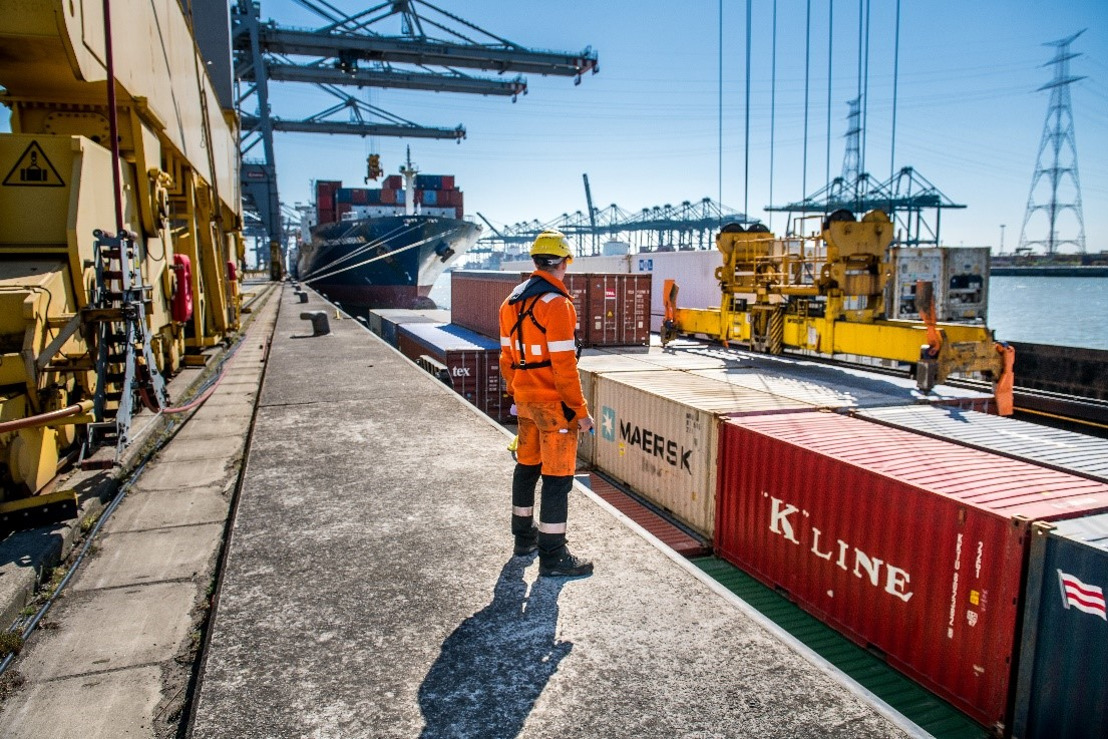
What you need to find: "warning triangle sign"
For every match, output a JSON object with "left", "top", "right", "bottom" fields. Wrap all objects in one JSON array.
[{"left": 3, "top": 141, "right": 65, "bottom": 187}]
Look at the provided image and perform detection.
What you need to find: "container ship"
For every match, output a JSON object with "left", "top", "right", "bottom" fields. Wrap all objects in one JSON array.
[{"left": 296, "top": 159, "right": 481, "bottom": 311}]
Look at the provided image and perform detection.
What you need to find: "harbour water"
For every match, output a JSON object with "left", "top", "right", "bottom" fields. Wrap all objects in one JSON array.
[
  {"left": 988, "top": 276, "right": 1107, "bottom": 351},
  {"left": 431, "top": 274, "right": 1108, "bottom": 351}
]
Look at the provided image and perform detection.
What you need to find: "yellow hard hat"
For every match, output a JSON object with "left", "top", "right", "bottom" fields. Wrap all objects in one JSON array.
[{"left": 530, "top": 230, "right": 573, "bottom": 263}]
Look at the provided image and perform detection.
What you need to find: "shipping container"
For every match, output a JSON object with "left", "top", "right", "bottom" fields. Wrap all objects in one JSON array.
[
  {"left": 380, "top": 188, "right": 397, "bottom": 205},
  {"left": 450, "top": 271, "right": 530, "bottom": 340},
  {"left": 714, "top": 411, "right": 1108, "bottom": 730},
  {"left": 451, "top": 271, "right": 650, "bottom": 347},
  {"left": 583, "top": 273, "right": 651, "bottom": 347},
  {"left": 888, "top": 247, "right": 989, "bottom": 323},
  {"left": 383, "top": 174, "right": 402, "bottom": 189},
  {"left": 315, "top": 179, "right": 341, "bottom": 200},
  {"left": 316, "top": 209, "right": 335, "bottom": 225},
  {"left": 415, "top": 174, "right": 454, "bottom": 190},
  {"left": 397, "top": 323, "right": 512, "bottom": 422},
  {"left": 1012, "top": 514, "right": 1108, "bottom": 738},
  {"left": 576, "top": 346, "right": 758, "bottom": 468},
  {"left": 570, "top": 251, "right": 731, "bottom": 333},
  {"left": 335, "top": 188, "right": 354, "bottom": 204},
  {"left": 692, "top": 357, "right": 995, "bottom": 412},
  {"left": 367, "top": 308, "right": 451, "bottom": 348},
  {"left": 852, "top": 405, "right": 1108, "bottom": 484},
  {"left": 591, "top": 370, "right": 818, "bottom": 537},
  {"left": 317, "top": 193, "right": 334, "bottom": 211},
  {"left": 422, "top": 189, "right": 437, "bottom": 205}
]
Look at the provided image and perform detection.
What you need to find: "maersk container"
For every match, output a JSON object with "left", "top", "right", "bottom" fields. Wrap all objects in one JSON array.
[
  {"left": 397, "top": 323, "right": 512, "bottom": 422},
  {"left": 367, "top": 308, "right": 450, "bottom": 348},
  {"left": 1012, "top": 514, "right": 1108, "bottom": 738},
  {"left": 714, "top": 411, "right": 1108, "bottom": 731},
  {"left": 575, "top": 346, "right": 754, "bottom": 467},
  {"left": 692, "top": 356, "right": 995, "bottom": 412},
  {"left": 853, "top": 404, "right": 1108, "bottom": 484},
  {"left": 591, "top": 370, "right": 817, "bottom": 537}
]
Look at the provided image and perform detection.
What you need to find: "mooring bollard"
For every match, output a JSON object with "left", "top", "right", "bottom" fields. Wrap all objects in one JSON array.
[
  {"left": 297, "top": 291, "right": 308, "bottom": 303},
  {"left": 300, "top": 311, "right": 331, "bottom": 336}
]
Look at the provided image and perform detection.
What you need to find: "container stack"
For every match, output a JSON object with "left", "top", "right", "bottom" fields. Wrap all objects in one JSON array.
[
  {"left": 313, "top": 176, "right": 465, "bottom": 224},
  {"left": 450, "top": 270, "right": 651, "bottom": 348}
]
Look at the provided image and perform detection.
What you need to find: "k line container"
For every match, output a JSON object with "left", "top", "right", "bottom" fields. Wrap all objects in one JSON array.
[
  {"left": 714, "top": 411, "right": 1108, "bottom": 730},
  {"left": 853, "top": 404, "right": 1108, "bottom": 484},
  {"left": 396, "top": 323, "right": 511, "bottom": 422},
  {"left": 1013, "top": 514, "right": 1108, "bottom": 738},
  {"left": 591, "top": 370, "right": 817, "bottom": 537},
  {"left": 367, "top": 308, "right": 450, "bottom": 348},
  {"left": 692, "top": 360, "right": 995, "bottom": 413}
]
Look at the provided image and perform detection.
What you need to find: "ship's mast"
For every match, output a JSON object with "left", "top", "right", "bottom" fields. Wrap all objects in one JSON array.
[{"left": 399, "top": 146, "right": 418, "bottom": 217}]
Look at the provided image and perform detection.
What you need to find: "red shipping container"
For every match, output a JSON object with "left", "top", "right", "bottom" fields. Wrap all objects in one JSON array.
[
  {"left": 714, "top": 411, "right": 1108, "bottom": 731},
  {"left": 317, "top": 209, "right": 335, "bottom": 225},
  {"left": 315, "top": 180, "right": 341, "bottom": 200},
  {"left": 582, "top": 273, "right": 651, "bottom": 347},
  {"left": 380, "top": 188, "right": 397, "bottom": 205},
  {"left": 396, "top": 322, "right": 513, "bottom": 422},
  {"left": 336, "top": 203, "right": 352, "bottom": 218},
  {"left": 383, "top": 175, "right": 402, "bottom": 189},
  {"left": 317, "top": 194, "right": 334, "bottom": 211},
  {"left": 450, "top": 271, "right": 530, "bottom": 340}
]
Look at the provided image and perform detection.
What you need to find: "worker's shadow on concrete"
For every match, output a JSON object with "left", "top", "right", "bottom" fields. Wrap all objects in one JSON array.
[{"left": 418, "top": 556, "right": 572, "bottom": 739}]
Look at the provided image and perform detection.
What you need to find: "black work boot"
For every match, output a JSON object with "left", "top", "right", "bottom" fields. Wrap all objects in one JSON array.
[
  {"left": 513, "top": 525, "right": 538, "bottom": 556},
  {"left": 539, "top": 548, "right": 593, "bottom": 578}
]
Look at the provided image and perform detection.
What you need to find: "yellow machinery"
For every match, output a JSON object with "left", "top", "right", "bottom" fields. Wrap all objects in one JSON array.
[
  {"left": 664, "top": 210, "right": 1014, "bottom": 413},
  {"left": 0, "top": 0, "right": 243, "bottom": 501}
]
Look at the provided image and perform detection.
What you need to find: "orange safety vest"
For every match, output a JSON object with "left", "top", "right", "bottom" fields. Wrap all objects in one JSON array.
[{"left": 498, "top": 272, "right": 588, "bottom": 419}]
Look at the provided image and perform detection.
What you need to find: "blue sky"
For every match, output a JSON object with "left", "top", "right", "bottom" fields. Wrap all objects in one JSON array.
[
  {"left": 4, "top": 1, "right": 1104, "bottom": 254},
  {"left": 255, "top": 0, "right": 1105, "bottom": 254}
]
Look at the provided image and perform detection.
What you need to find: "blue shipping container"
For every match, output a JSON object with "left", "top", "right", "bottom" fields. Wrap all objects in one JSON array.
[{"left": 1013, "top": 514, "right": 1108, "bottom": 738}]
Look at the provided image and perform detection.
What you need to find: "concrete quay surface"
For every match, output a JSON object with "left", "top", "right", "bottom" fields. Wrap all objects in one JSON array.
[
  {"left": 189, "top": 285, "right": 921, "bottom": 739},
  {"left": 0, "top": 282, "right": 279, "bottom": 738}
]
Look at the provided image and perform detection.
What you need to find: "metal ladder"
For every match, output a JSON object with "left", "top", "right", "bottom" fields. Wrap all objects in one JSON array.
[{"left": 82, "top": 230, "right": 169, "bottom": 467}]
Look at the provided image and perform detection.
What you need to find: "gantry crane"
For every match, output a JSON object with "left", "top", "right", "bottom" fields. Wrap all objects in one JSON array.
[{"left": 233, "top": 0, "right": 598, "bottom": 269}]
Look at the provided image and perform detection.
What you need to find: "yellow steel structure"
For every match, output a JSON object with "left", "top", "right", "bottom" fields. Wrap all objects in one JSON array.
[
  {"left": 665, "top": 210, "right": 1012, "bottom": 409},
  {"left": 0, "top": 0, "right": 243, "bottom": 496}
]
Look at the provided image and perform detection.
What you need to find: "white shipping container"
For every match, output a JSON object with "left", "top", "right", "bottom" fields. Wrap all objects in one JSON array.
[
  {"left": 591, "top": 370, "right": 816, "bottom": 537},
  {"left": 633, "top": 251, "right": 724, "bottom": 332}
]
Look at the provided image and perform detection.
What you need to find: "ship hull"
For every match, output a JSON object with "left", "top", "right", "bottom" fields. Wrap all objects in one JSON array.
[{"left": 298, "top": 215, "right": 480, "bottom": 311}]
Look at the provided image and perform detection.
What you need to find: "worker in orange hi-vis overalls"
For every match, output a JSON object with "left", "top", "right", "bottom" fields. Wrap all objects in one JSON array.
[{"left": 499, "top": 230, "right": 595, "bottom": 577}]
